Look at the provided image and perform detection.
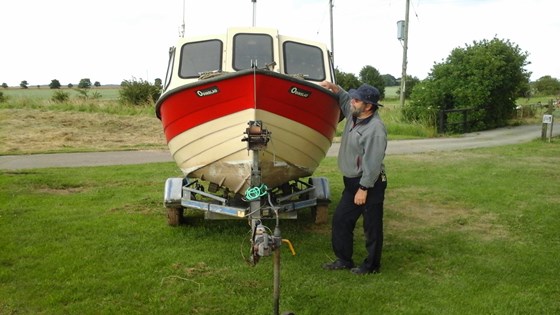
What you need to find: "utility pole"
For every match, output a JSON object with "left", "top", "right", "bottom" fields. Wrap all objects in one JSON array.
[
  {"left": 252, "top": 0, "right": 257, "bottom": 27},
  {"left": 179, "top": 0, "right": 185, "bottom": 37},
  {"left": 399, "top": 0, "right": 410, "bottom": 108},
  {"left": 329, "top": 0, "right": 334, "bottom": 64}
]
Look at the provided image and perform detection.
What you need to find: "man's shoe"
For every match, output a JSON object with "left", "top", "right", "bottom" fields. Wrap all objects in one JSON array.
[
  {"left": 351, "top": 266, "right": 379, "bottom": 275},
  {"left": 322, "top": 259, "right": 354, "bottom": 270}
]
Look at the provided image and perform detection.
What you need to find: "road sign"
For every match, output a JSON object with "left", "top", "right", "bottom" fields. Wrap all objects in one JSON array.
[{"left": 543, "top": 114, "right": 553, "bottom": 124}]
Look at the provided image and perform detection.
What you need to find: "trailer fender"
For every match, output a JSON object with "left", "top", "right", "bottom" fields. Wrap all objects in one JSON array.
[
  {"left": 164, "top": 177, "right": 184, "bottom": 208},
  {"left": 309, "top": 177, "right": 330, "bottom": 201}
]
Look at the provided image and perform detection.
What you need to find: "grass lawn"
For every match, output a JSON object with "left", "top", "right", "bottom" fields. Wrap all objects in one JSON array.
[{"left": 1, "top": 140, "right": 559, "bottom": 314}]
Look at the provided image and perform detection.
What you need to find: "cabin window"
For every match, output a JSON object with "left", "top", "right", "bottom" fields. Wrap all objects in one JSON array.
[
  {"left": 233, "top": 34, "right": 273, "bottom": 70},
  {"left": 179, "top": 39, "right": 223, "bottom": 78},
  {"left": 283, "top": 41, "right": 325, "bottom": 81}
]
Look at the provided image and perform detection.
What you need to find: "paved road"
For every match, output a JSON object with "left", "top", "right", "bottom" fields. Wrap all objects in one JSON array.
[{"left": 1, "top": 123, "right": 558, "bottom": 170}]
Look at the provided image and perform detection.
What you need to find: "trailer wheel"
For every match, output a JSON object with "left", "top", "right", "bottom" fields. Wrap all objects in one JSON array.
[
  {"left": 167, "top": 207, "right": 184, "bottom": 226},
  {"left": 312, "top": 204, "right": 328, "bottom": 224},
  {"left": 309, "top": 177, "right": 330, "bottom": 224}
]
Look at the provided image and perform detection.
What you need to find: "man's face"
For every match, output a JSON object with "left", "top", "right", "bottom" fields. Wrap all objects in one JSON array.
[{"left": 351, "top": 98, "right": 368, "bottom": 117}]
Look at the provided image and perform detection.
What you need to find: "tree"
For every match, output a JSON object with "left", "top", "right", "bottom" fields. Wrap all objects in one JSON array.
[
  {"left": 78, "top": 78, "right": 92, "bottom": 89},
  {"left": 67, "top": 83, "right": 74, "bottom": 88},
  {"left": 381, "top": 74, "right": 398, "bottom": 87},
  {"left": 49, "top": 79, "right": 61, "bottom": 89},
  {"left": 335, "top": 68, "right": 361, "bottom": 91},
  {"left": 94, "top": 81, "right": 101, "bottom": 88},
  {"left": 20, "top": 80, "right": 29, "bottom": 89},
  {"left": 397, "top": 75, "right": 420, "bottom": 99},
  {"left": 2, "top": 83, "right": 8, "bottom": 88},
  {"left": 405, "top": 38, "right": 531, "bottom": 131},
  {"left": 154, "top": 78, "right": 162, "bottom": 88},
  {"left": 359, "top": 65, "right": 385, "bottom": 99},
  {"left": 532, "top": 76, "right": 560, "bottom": 96}
]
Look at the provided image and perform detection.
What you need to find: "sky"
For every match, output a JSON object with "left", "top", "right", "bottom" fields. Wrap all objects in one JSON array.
[{"left": 1, "top": 0, "right": 558, "bottom": 86}]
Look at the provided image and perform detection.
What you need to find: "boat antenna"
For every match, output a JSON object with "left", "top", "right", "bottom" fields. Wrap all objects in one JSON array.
[
  {"left": 252, "top": 0, "right": 257, "bottom": 27},
  {"left": 179, "top": 0, "right": 186, "bottom": 37}
]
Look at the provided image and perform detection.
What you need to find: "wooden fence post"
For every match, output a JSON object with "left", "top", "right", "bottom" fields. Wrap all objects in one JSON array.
[{"left": 542, "top": 114, "right": 553, "bottom": 142}]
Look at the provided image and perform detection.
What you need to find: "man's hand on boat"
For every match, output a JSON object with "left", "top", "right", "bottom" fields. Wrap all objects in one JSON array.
[{"left": 320, "top": 81, "right": 340, "bottom": 94}]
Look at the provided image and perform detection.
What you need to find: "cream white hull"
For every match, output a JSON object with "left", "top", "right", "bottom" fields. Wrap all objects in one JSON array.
[{"left": 168, "top": 109, "right": 331, "bottom": 193}]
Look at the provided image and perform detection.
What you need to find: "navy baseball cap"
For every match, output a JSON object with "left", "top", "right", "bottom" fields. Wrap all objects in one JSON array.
[{"left": 349, "top": 84, "right": 383, "bottom": 107}]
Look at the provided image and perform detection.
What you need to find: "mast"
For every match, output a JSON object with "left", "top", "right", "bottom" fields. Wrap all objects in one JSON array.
[{"left": 252, "top": 0, "right": 257, "bottom": 27}]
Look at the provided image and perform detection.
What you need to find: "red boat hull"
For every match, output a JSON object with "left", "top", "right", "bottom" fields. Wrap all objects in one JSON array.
[{"left": 156, "top": 69, "right": 339, "bottom": 193}]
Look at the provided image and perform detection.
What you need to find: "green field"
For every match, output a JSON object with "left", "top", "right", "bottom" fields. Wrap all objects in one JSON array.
[
  {"left": 1, "top": 85, "right": 560, "bottom": 314},
  {"left": 1, "top": 140, "right": 559, "bottom": 314}
]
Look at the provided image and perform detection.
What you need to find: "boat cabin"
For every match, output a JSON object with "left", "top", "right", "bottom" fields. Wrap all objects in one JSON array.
[{"left": 162, "top": 27, "right": 336, "bottom": 92}]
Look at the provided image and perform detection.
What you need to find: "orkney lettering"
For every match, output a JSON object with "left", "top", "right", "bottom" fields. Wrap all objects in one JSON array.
[
  {"left": 196, "top": 86, "right": 219, "bottom": 97},
  {"left": 290, "top": 86, "right": 311, "bottom": 98}
]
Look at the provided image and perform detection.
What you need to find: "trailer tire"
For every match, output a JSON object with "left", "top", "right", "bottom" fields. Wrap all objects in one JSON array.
[
  {"left": 167, "top": 207, "right": 184, "bottom": 226},
  {"left": 309, "top": 177, "right": 330, "bottom": 224},
  {"left": 312, "top": 204, "right": 328, "bottom": 224}
]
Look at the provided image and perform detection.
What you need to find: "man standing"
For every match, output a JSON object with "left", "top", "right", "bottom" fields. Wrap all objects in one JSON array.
[{"left": 319, "top": 81, "right": 388, "bottom": 275}]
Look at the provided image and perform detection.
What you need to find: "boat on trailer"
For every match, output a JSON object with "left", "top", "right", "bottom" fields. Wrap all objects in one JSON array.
[{"left": 156, "top": 25, "right": 340, "bottom": 225}]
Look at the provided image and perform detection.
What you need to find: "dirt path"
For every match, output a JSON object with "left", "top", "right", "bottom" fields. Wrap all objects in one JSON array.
[{"left": 1, "top": 123, "right": 558, "bottom": 170}]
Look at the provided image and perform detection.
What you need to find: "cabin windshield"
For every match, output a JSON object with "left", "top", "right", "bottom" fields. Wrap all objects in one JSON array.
[
  {"left": 283, "top": 41, "right": 325, "bottom": 81},
  {"left": 179, "top": 39, "right": 223, "bottom": 78},
  {"left": 233, "top": 34, "right": 273, "bottom": 70}
]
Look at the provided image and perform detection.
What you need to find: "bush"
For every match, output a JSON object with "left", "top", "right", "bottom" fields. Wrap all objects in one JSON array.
[
  {"left": 532, "top": 76, "right": 560, "bottom": 96},
  {"left": 0, "top": 91, "right": 6, "bottom": 103},
  {"left": 119, "top": 78, "right": 161, "bottom": 106},
  {"left": 51, "top": 90, "right": 69, "bottom": 103},
  {"left": 515, "top": 104, "right": 539, "bottom": 118},
  {"left": 401, "top": 99, "right": 439, "bottom": 126},
  {"left": 74, "top": 89, "right": 102, "bottom": 100},
  {"left": 397, "top": 75, "right": 420, "bottom": 99},
  {"left": 406, "top": 38, "right": 531, "bottom": 132}
]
